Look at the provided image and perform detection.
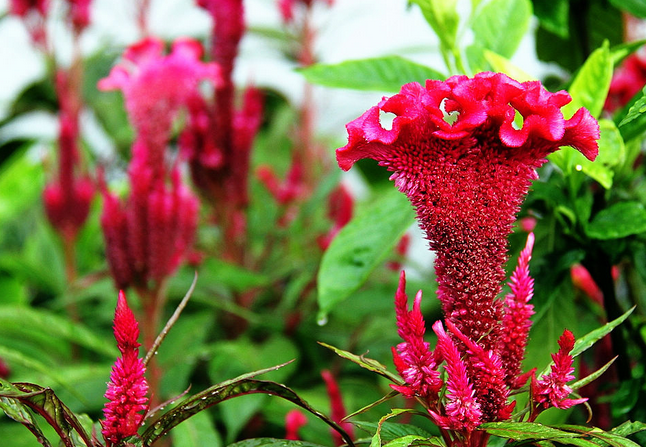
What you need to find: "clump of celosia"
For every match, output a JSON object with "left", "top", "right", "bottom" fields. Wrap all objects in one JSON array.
[
  {"left": 337, "top": 72, "right": 600, "bottom": 445},
  {"left": 101, "top": 291, "right": 149, "bottom": 446},
  {"left": 98, "top": 37, "right": 217, "bottom": 290}
]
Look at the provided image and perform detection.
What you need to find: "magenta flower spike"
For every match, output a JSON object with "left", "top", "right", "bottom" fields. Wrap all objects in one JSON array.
[
  {"left": 533, "top": 329, "right": 588, "bottom": 411},
  {"left": 498, "top": 232, "right": 536, "bottom": 388},
  {"left": 102, "top": 291, "right": 149, "bottom": 446},
  {"left": 390, "top": 272, "right": 443, "bottom": 402},
  {"left": 321, "top": 369, "right": 355, "bottom": 446},
  {"left": 337, "top": 72, "right": 599, "bottom": 351}
]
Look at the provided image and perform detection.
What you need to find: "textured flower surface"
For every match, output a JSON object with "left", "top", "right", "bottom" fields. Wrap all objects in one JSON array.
[
  {"left": 338, "top": 72, "right": 599, "bottom": 350},
  {"left": 102, "top": 291, "right": 149, "bottom": 446}
]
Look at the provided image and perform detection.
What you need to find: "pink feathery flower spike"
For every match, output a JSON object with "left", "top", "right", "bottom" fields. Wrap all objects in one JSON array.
[
  {"left": 498, "top": 232, "right": 535, "bottom": 389},
  {"left": 285, "top": 409, "right": 308, "bottom": 440},
  {"left": 337, "top": 72, "right": 599, "bottom": 352},
  {"left": 533, "top": 329, "right": 588, "bottom": 411},
  {"left": 102, "top": 291, "right": 149, "bottom": 446},
  {"left": 390, "top": 272, "right": 442, "bottom": 403},
  {"left": 430, "top": 321, "right": 482, "bottom": 432}
]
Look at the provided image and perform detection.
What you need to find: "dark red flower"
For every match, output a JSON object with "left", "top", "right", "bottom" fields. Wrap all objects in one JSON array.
[{"left": 338, "top": 72, "right": 599, "bottom": 352}]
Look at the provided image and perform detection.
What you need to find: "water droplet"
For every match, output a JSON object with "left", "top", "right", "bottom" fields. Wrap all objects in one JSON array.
[
  {"left": 575, "top": 164, "right": 583, "bottom": 171},
  {"left": 317, "top": 314, "right": 328, "bottom": 326},
  {"left": 201, "top": 396, "right": 207, "bottom": 400},
  {"left": 154, "top": 351, "right": 159, "bottom": 355}
]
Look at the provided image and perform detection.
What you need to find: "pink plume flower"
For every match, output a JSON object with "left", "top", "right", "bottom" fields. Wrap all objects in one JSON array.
[
  {"left": 102, "top": 291, "right": 149, "bottom": 446},
  {"left": 318, "top": 184, "right": 354, "bottom": 250},
  {"left": 390, "top": 272, "right": 443, "bottom": 402},
  {"left": 431, "top": 321, "right": 482, "bottom": 432},
  {"left": 64, "top": 0, "right": 92, "bottom": 32},
  {"left": 533, "top": 329, "right": 588, "bottom": 411},
  {"left": 498, "top": 232, "right": 535, "bottom": 388},
  {"left": 337, "top": 72, "right": 599, "bottom": 352}
]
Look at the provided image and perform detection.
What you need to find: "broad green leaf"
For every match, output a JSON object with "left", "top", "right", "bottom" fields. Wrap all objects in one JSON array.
[
  {"left": 317, "top": 189, "right": 415, "bottom": 321},
  {"left": 551, "top": 118, "right": 624, "bottom": 190},
  {"left": 609, "top": 0, "right": 646, "bottom": 18},
  {"left": 0, "top": 148, "right": 45, "bottom": 224},
  {"left": 478, "top": 422, "right": 582, "bottom": 440},
  {"left": 409, "top": 0, "right": 459, "bottom": 53},
  {"left": 611, "top": 39, "right": 646, "bottom": 66},
  {"left": 228, "top": 439, "right": 327, "bottom": 447},
  {"left": 483, "top": 51, "right": 535, "bottom": 82},
  {"left": 0, "top": 305, "right": 117, "bottom": 358},
  {"left": 318, "top": 342, "right": 400, "bottom": 382},
  {"left": 298, "top": 56, "right": 445, "bottom": 92},
  {"left": 587, "top": 202, "right": 646, "bottom": 239},
  {"left": 471, "top": 0, "right": 532, "bottom": 58},
  {"left": 383, "top": 435, "right": 445, "bottom": 447},
  {"left": 171, "top": 411, "right": 222, "bottom": 447},
  {"left": 562, "top": 41, "right": 613, "bottom": 119},
  {"left": 615, "top": 90, "right": 646, "bottom": 142},
  {"left": 555, "top": 425, "right": 643, "bottom": 447},
  {"left": 533, "top": 0, "right": 569, "bottom": 38},
  {"left": 141, "top": 379, "right": 354, "bottom": 447}
]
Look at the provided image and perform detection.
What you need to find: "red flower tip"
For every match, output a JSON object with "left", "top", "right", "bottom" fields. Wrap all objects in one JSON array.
[
  {"left": 102, "top": 291, "right": 148, "bottom": 446},
  {"left": 321, "top": 370, "right": 354, "bottom": 446},
  {"left": 571, "top": 264, "right": 604, "bottom": 305}
]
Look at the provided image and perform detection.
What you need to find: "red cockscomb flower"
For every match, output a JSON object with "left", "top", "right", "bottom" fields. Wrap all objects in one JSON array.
[
  {"left": 102, "top": 291, "right": 149, "bottom": 446},
  {"left": 337, "top": 72, "right": 599, "bottom": 352}
]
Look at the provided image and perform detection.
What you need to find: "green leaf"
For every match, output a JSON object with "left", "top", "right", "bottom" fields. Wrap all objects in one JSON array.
[
  {"left": 383, "top": 435, "right": 445, "bottom": 447},
  {"left": 611, "top": 421, "right": 646, "bottom": 437},
  {"left": 141, "top": 379, "right": 354, "bottom": 447},
  {"left": 370, "top": 409, "right": 430, "bottom": 447},
  {"left": 619, "top": 87, "right": 646, "bottom": 128},
  {"left": 478, "top": 422, "right": 582, "bottom": 440},
  {"left": 318, "top": 342, "right": 401, "bottom": 383},
  {"left": 0, "top": 305, "right": 117, "bottom": 358},
  {"left": 562, "top": 41, "right": 613, "bottom": 119},
  {"left": 298, "top": 56, "right": 445, "bottom": 92},
  {"left": 0, "top": 395, "right": 52, "bottom": 447},
  {"left": 483, "top": 51, "right": 535, "bottom": 82},
  {"left": 0, "top": 148, "right": 45, "bottom": 224},
  {"left": 0, "top": 381, "right": 94, "bottom": 447},
  {"left": 227, "top": 439, "right": 327, "bottom": 447},
  {"left": 609, "top": 0, "right": 646, "bottom": 18},
  {"left": 587, "top": 202, "right": 646, "bottom": 240},
  {"left": 317, "top": 189, "right": 415, "bottom": 321},
  {"left": 610, "top": 39, "right": 646, "bottom": 66},
  {"left": 570, "top": 307, "right": 634, "bottom": 358},
  {"left": 353, "top": 421, "right": 436, "bottom": 443},
  {"left": 570, "top": 356, "right": 617, "bottom": 391},
  {"left": 409, "top": 0, "right": 459, "bottom": 53},
  {"left": 471, "top": 0, "right": 532, "bottom": 58},
  {"left": 171, "top": 411, "right": 222, "bottom": 447},
  {"left": 533, "top": 0, "right": 570, "bottom": 38}
]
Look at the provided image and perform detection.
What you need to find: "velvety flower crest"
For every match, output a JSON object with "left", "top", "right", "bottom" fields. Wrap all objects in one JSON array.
[
  {"left": 337, "top": 72, "right": 599, "bottom": 351},
  {"left": 102, "top": 291, "right": 149, "bottom": 446}
]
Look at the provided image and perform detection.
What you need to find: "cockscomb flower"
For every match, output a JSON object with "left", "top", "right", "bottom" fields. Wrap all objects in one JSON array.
[
  {"left": 318, "top": 184, "right": 354, "bottom": 250},
  {"left": 390, "top": 272, "right": 442, "bottom": 402},
  {"left": 532, "top": 329, "right": 587, "bottom": 411},
  {"left": 277, "top": 0, "right": 334, "bottom": 24},
  {"left": 321, "top": 370, "right": 354, "bottom": 446},
  {"left": 102, "top": 291, "right": 149, "bottom": 446},
  {"left": 337, "top": 72, "right": 599, "bottom": 352},
  {"left": 99, "top": 37, "right": 221, "bottom": 168}
]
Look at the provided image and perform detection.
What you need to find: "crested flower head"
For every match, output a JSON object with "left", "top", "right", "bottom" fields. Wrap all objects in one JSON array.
[
  {"left": 102, "top": 291, "right": 149, "bottom": 446},
  {"left": 533, "top": 329, "right": 588, "bottom": 411},
  {"left": 338, "top": 72, "right": 599, "bottom": 351}
]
